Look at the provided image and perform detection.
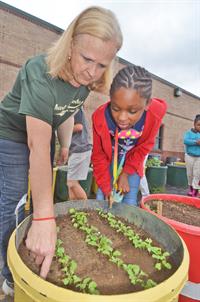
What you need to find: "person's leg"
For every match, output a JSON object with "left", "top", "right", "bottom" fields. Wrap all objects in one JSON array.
[
  {"left": 192, "top": 157, "right": 200, "bottom": 196},
  {"left": 67, "top": 150, "right": 91, "bottom": 200},
  {"left": 122, "top": 173, "right": 140, "bottom": 206},
  {"left": 0, "top": 139, "right": 29, "bottom": 284},
  {"left": 185, "top": 153, "right": 194, "bottom": 196},
  {"left": 67, "top": 179, "right": 87, "bottom": 200},
  {"left": 139, "top": 175, "right": 150, "bottom": 196},
  {"left": 96, "top": 187, "right": 105, "bottom": 200}
]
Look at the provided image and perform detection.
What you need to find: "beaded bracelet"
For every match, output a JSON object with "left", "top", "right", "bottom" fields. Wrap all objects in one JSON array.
[{"left": 32, "top": 216, "right": 56, "bottom": 221}]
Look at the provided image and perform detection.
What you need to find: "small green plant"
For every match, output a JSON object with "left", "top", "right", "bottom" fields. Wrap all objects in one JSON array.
[
  {"left": 146, "top": 157, "right": 162, "bottom": 167},
  {"left": 55, "top": 228, "right": 99, "bottom": 294}
]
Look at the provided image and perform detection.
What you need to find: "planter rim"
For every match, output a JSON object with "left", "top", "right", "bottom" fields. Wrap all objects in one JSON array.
[
  {"left": 167, "top": 164, "right": 186, "bottom": 169},
  {"left": 141, "top": 194, "right": 200, "bottom": 235},
  {"left": 147, "top": 166, "right": 168, "bottom": 169}
]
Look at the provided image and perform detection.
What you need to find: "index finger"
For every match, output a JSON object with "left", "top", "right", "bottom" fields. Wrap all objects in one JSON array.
[{"left": 40, "top": 253, "right": 54, "bottom": 279}]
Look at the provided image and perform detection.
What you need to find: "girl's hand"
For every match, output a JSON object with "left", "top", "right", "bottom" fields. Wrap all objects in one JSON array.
[
  {"left": 117, "top": 172, "right": 130, "bottom": 193},
  {"left": 106, "top": 192, "right": 114, "bottom": 208}
]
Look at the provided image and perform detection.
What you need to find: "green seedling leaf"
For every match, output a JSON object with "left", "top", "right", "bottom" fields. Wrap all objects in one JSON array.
[
  {"left": 112, "top": 250, "right": 121, "bottom": 257},
  {"left": 69, "top": 260, "right": 77, "bottom": 274},
  {"left": 73, "top": 275, "right": 81, "bottom": 284},
  {"left": 63, "top": 277, "right": 71, "bottom": 285},
  {"left": 56, "top": 246, "right": 65, "bottom": 257},
  {"left": 155, "top": 262, "right": 162, "bottom": 270},
  {"left": 59, "top": 255, "right": 70, "bottom": 265},
  {"left": 162, "top": 261, "right": 172, "bottom": 269},
  {"left": 144, "top": 279, "right": 157, "bottom": 289},
  {"left": 69, "top": 208, "right": 76, "bottom": 214}
]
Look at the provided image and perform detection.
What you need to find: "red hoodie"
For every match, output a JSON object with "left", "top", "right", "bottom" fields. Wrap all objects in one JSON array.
[{"left": 91, "top": 98, "right": 167, "bottom": 196}]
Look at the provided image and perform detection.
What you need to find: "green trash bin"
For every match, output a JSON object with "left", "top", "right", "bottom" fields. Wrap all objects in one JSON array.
[
  {"left": 167, "top": 164, "right": 188, "bottom": 187},
  {"left": 54, "top": 166, "right": 93, "bottom": 202},
  {"left": 146, "top": 166, "right": 168, "bottom": 193}
]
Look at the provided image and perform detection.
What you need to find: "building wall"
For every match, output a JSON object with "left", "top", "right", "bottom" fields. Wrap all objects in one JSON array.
[
  {"left": 1, "top": 3, "right": 200, "bottom": 161},
  {"left": 152, "top": 79, "right": 199, "bottom": 160},
  {"left": 0, "top": 5, "right": 60, "bottom": 99}
]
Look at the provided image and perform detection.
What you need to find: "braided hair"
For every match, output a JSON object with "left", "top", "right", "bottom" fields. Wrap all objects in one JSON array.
[
  {"left": 110, "top": 65, "right": 152, "bottom": 101},
  {"left": 194, "top": 114, "right": 200, "bottom": 123}
]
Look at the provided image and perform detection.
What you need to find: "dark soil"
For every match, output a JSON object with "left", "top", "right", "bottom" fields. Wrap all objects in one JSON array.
[
  {"left": 146, "top": 200, "right": 200, "bottom": 227},
  {"left": 18, "top": 210, "right": 178, "bottom": 295}
]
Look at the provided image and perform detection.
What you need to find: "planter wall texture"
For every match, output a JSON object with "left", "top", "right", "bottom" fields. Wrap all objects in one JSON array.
[
  {"left": 146, "top": 166, "right": 168, "bottom": 193},
  {"left": 141, "top": 194, "right": 200, "bottom": 302},
  {"left": 167, "top": 165, "right": 188, "bottom": 188},
  {"left": 8, "top": 200, "right": 189, "bottom": 302}
]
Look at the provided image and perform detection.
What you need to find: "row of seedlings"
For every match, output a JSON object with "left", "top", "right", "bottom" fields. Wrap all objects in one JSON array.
[
  {"left": 96, "top": 210, "right": 172, "bottom": 271},
  {"left": 68, "top": 208, "right": 157, "bottom": 290},
  {"left": 55, "top": 230, "right": 99, "bottom": 294}
]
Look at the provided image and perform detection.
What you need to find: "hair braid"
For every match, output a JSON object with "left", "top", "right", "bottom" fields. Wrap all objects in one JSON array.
[
  {"left": 194, "top": 114, "right": 200, "bottom": 123},
  {"left": 110, "top": 65, "right": 152, "bottom": 101}
]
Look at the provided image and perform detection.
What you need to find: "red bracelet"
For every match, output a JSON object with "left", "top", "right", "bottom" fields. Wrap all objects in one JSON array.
[{"left": 32, "top": 216, "right": 56, "bottom": 221}]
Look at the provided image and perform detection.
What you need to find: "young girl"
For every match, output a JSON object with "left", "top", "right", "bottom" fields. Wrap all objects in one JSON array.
[
  {"left": 92, "top": 65, "right": 167, "bottom": 207},
  {"left": 183, "top": 114, "right": 200, "bottom": 197}
]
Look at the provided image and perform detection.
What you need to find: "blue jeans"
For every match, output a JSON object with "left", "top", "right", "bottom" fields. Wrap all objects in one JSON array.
[
  {"left": 0, "top": 139, "right": 29, "bottom": 282},
  {"left": 96, "top": 172, "right": 140, "bottom": 206}
]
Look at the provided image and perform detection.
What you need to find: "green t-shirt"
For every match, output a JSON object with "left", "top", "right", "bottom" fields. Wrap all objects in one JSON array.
[{"left": 0, "top": 54, "right": 90, "bottom": 143}]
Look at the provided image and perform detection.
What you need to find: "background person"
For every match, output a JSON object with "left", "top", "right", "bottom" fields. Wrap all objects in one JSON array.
[
  {"left": 139, "top": 154, "right": 150, "bottom": 198},
  {"left": 59, "top": 107, "right": 92, "bottom": 200},
  {"left": 92, "top": 65, "right": 167, "bottom": 207},
  {"left": 0, "top": 6, "right": 123, "bottom": 295},
  {"left": 183, "top": 114, "right": 200, "bottom": 197}
]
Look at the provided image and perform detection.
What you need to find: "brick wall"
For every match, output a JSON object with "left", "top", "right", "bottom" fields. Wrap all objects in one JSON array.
[{"left": 0, "top": 7, "right": 59, "bottom": 98}]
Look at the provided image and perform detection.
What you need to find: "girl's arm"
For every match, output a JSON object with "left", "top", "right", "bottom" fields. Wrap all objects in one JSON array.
[
  {"left": 123, "top": 100, "right": 167, "bottom": 176},
  {"left": 183, "top": 131, "right": 198, "bottom": 146}
]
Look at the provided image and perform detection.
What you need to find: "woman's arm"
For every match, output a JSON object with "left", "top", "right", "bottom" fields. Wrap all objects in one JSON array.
[{"left": 25, "top": 116, "right": 56, "bottom": 279}]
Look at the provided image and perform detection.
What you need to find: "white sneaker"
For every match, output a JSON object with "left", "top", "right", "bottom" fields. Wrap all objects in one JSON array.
[{"left": 2, "top": 279, "right": 14, "bottom": 297}]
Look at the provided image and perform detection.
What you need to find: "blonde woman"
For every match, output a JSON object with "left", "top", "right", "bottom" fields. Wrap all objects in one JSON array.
[{"left": 0, "top": 6, "right": 123, "bottom": 295}]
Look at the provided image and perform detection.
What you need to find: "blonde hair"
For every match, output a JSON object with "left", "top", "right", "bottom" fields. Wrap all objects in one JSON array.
[{"left": 46, "top": 6, "right": 123, "bottom": 92}]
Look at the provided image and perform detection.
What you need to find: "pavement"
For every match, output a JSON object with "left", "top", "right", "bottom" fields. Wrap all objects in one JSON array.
[{"left": 0, "top": 185, "right": 189, "bottom": 301}]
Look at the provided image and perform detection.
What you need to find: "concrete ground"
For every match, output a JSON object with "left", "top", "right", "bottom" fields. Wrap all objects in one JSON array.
[{"left": 0, "top": 185, "right": 188, "bottom": 301}]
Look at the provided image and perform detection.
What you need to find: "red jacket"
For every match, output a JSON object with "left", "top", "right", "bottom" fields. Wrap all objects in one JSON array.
[{"left": 91, "top": 98, "right": 167, "bottom": 196}]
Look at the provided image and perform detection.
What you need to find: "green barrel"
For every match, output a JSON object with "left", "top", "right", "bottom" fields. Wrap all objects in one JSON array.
[
  {"left": 54, "top": 166, "right": 93, "bottom": 202},
  {"left": 167, "top": 164, "right": 188, "bottom": 187},
  {"left": 146, "top": 166, "right": 168, "bottom": 193}
]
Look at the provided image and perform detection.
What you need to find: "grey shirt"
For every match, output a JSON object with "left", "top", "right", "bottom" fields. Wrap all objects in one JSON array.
[{"left": 69, "top": 108, "right": 92, "bottom": 154}]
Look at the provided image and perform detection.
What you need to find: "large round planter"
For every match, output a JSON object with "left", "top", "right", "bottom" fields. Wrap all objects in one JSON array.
[
  {"left": 167, "top": 165, "right": 188, "bottom": 188},
  {"left": 8, "top": 200, "right": 189, "bottom": 302},
  {"left": 141, "top": 194, "right": 200, "bottom": 302},
  {"left": 146, "top": 166, "right": 168, "bottom": 193},
  {"left": 54, "top": 166, "right": 93, "bottom": 202}
]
